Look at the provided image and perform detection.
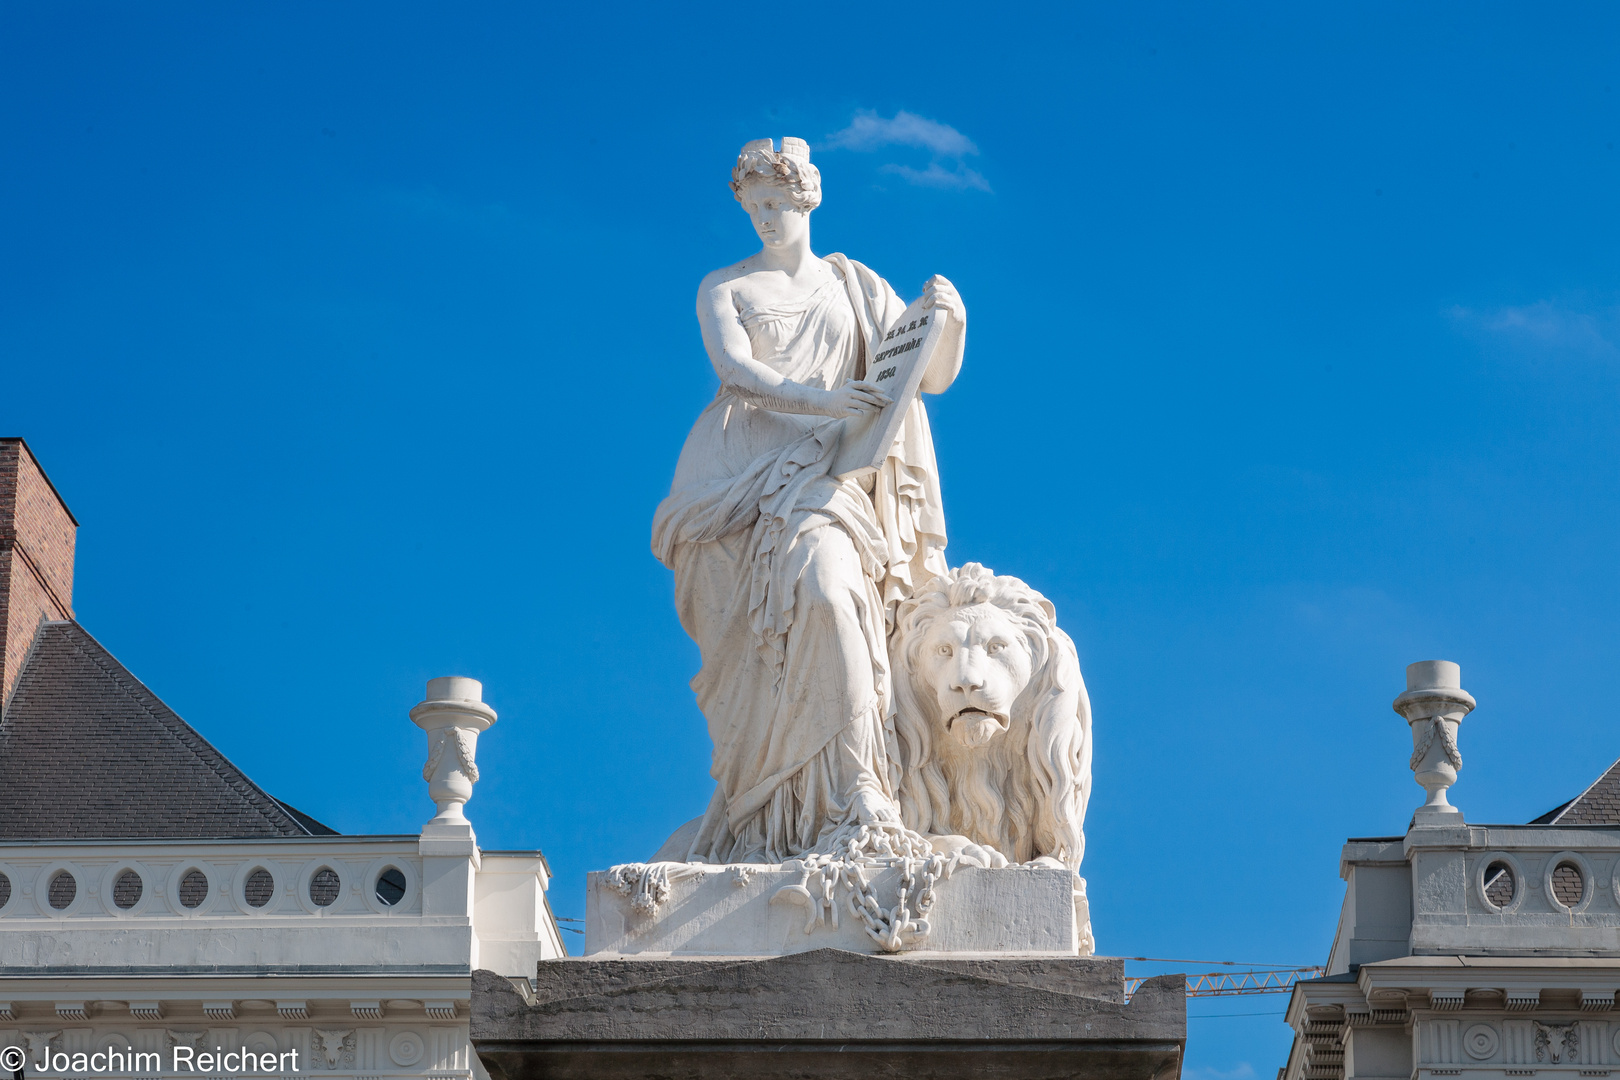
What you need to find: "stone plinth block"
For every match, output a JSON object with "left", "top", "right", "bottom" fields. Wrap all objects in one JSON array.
[
  {"left": 585, "top": 863, "right": 1079, "bottom": 957},
  {"left": 472, "top": 950, "right": 1185, "bottom": 1080}
]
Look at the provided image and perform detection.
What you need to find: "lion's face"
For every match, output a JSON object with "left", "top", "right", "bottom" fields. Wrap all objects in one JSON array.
[{"left": 912, "top": 602, "right": 1035, "bottom": 749}]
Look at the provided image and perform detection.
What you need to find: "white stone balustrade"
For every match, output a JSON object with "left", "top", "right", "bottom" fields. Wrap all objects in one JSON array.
[
  {"left": 0, "top": 838, "right": 554, "bottom": 973},
  {"left": 0, "top": 840, "right": 425, "bottom": 925},
  {"left": 1404, "top": 827, "right": 1620, "bottom": 955}
]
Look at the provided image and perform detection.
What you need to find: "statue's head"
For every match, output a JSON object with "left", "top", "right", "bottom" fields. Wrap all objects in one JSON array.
[{"left": 731, "top": 137, "right": 821, "bottom": 249}]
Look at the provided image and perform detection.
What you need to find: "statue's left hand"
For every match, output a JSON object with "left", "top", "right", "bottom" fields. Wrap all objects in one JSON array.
[{"left": 922, "top": 274, "right": 965, "bottom": 323}]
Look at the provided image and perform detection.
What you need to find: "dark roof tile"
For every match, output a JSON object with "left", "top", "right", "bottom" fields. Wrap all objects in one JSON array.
[
  {"left": 0, "top": 621, "right": 332, "bottom": 838},
  {"left": 1544, "top": 757, "right": 1620, "bottom": 826}
]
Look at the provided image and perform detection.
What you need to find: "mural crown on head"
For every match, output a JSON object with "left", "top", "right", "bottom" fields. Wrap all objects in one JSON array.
[{"left": 739, "top": 136, "right": 810, "bottom": 162}]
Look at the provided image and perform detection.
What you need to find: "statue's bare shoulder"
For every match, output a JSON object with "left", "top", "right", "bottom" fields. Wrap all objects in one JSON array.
[
  {"left": 698, "top": 254, "right": 841, "bottom": 324},
  {"left": 697, "top": 256, "right": 763, "bottom": 319}
]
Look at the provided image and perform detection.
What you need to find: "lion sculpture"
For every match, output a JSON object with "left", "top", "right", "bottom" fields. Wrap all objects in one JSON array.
[{"left": 890, "top": 563, "right": 1092, "bottom": 921}]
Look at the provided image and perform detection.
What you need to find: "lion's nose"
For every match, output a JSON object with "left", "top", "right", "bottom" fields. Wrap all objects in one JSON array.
[{"left": 951, "top": 666, "right": 985, "bottom": 694}]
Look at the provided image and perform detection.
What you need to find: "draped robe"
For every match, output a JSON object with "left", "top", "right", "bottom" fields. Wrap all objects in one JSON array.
[{"left": 651, "top": 254, "right": 954, "bottom": 864}]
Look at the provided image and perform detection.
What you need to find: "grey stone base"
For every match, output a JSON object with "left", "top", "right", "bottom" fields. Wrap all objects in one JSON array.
[{"left": 472, "top": 949, "right": 1185, "bottom": 1080}]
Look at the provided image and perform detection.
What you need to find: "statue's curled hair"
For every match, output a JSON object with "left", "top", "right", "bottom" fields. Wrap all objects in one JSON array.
[{"left": 731, "top": 143, "right": 822, "bottom": 212}]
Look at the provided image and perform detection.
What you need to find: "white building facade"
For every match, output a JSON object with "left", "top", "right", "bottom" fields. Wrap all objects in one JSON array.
[
  {"left": 1284, "top": 662, "right": 1620, "bottom": 1080},
  {"left": 0, "top": 439, "right": 565, "bottom": 1080},
  {"left": 0, "top": 830, "right": 561, "bottom": 1079}
]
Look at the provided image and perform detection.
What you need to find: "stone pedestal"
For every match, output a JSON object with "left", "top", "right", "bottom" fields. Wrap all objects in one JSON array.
[
  {"left": 472, "top": 950, "right": 1185, "bottom": 1080},
  {"left": 586, "top": 863, "right": 1082, "bottom": 957}
]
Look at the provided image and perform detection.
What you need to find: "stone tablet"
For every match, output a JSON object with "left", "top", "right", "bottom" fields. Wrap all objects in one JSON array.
[{"left": 831, "top": 295, "right": 948, "bottom": 481}]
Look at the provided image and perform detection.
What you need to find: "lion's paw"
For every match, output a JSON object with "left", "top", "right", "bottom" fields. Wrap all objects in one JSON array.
[{"left": 927, "top": 833, "right": 1009, "bottom": 868}]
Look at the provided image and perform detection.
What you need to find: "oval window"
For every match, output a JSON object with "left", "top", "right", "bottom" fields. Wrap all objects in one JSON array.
[
  {"left": 376, "top": 867, "right": 407, "bottom": 906},
  {"left": 1484, "top": 861, "right": 1516, "bottom": 907},
  {"left": 1553, "top": 861, "right": 1584, "bottom": 907},
  {"left": 48, "top": 870, "right": 77, "bottom": 910},
  {"left": 309, "top": 867, "right": 341, "bottom": 907},
  {"left": 244, "top": 868, "right": 275, "bottom": 908},
  {"left": 179, "top": 869, "right": 209, "bottom": 908},
  {"left": 113, "top": 869, "right": 143, "bottom": 909}
]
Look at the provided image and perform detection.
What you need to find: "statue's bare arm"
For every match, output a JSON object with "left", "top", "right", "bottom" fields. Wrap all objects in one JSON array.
[
  {"left": 698, "top": 269, "right": 891, "bottom": 419},
  {"left": 919, "top": 274, "right": 967, "bottom": 395}
]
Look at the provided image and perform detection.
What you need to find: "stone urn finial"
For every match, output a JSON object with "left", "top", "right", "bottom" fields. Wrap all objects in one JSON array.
[
  {"left": 409, "top": 676, "right": 497, "bottom": 827},
  {"left": 1392, "top": 660, "right": 1475, "bottom": 823}
]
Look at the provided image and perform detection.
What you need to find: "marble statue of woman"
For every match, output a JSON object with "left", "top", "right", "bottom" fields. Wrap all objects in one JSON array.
[{"left": 651, "top": 137, "right": 966, "bottom": 865}]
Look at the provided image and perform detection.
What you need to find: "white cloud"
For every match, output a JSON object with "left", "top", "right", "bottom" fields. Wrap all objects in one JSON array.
[
  {"left": 880, "top": 161, "right": 992, "bottom": 192},
  {"left": 826, "top": 109, "right": 979, "bottom": 157},
  {"left": 825, "top": 109, "right": 990, "bottom": 193},
  {"left": 1448, "top": 300, "right": 1620, "bottom": 361}
]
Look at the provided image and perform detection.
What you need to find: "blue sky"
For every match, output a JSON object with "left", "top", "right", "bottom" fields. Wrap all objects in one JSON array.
[{"left": 4, "top": 3, "right": 1619, "bottom": 1074}]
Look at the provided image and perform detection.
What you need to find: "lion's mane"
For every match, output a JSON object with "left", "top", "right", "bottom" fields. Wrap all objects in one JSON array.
[{"left": 890, "top": 563, "right": 1092, "bottom": 870}]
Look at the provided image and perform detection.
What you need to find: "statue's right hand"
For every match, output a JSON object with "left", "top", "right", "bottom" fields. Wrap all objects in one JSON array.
[{"left": 822, "top": 379, "right": 891, "bottom": 418}]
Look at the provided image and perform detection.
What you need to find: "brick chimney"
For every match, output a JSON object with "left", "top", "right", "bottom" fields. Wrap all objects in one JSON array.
[{"left": 0, "top": 438, "right": 77, "bottom": 710}]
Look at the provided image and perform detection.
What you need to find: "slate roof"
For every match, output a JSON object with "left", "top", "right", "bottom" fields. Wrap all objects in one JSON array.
[
  {"left": 0, "top": 620, "right": 334, "bottom": 839},
  {"left": 1540, "top": 756, "right": 1620, "bottom": 826}
]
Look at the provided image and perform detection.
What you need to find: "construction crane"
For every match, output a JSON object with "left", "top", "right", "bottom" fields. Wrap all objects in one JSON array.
[{"left": 1124, "top": 957, "right": 1325, "bottom": 999}]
